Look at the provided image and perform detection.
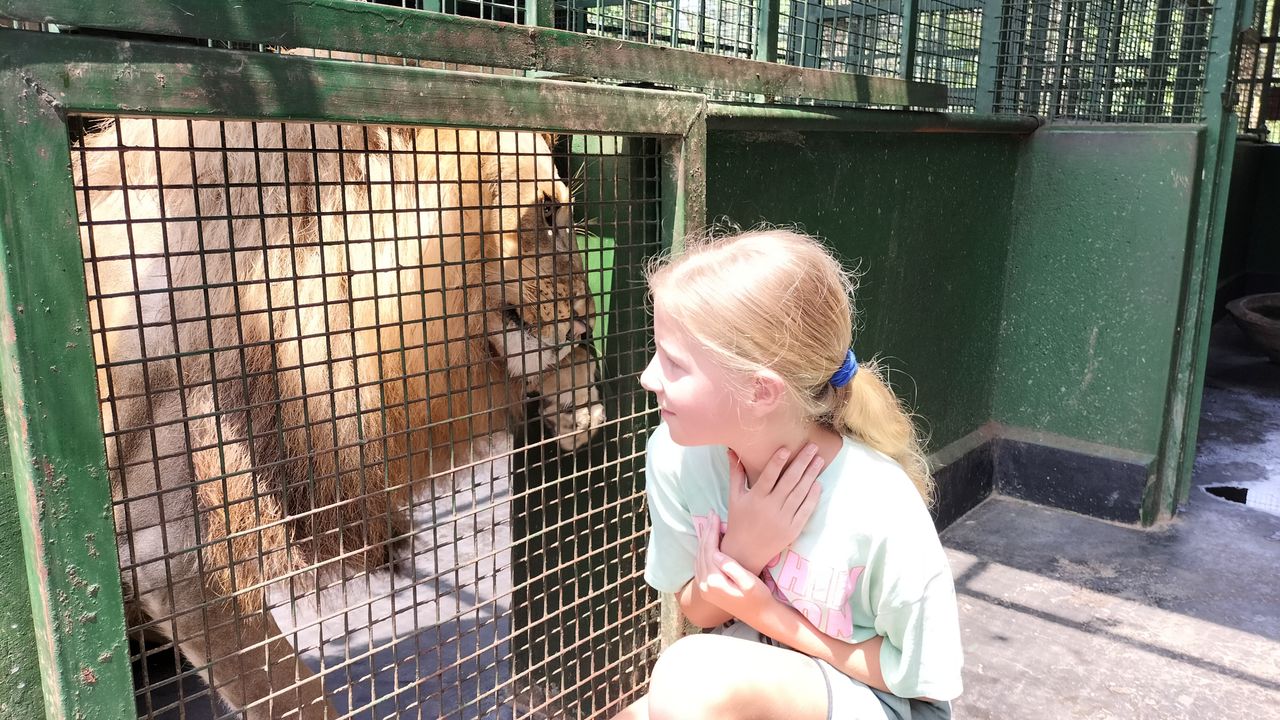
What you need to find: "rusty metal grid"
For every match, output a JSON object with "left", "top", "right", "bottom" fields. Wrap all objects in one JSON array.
[
  {"left": 557, "top": 0, "right": 760, "bottom": 57},
  {"left": 914, "top": 0, "right": 983, "bottom": 111},
  {"left": 779, "top": 0, "right": 903, "bottom": 76},
  {"left": 1235, "top": 0, "right": 1278, "bottom": 136},
  {"left": 987, "top": 0, "right": 1216, "bottom": 123},
  {"left": 72, "top": 115, "right": 663, "bottom": 719},
  {"left": 336, "top": 0, "right": 531, "bottom": 24}
]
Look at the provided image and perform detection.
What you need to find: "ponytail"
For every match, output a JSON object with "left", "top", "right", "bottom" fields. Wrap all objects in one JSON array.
[{"left": 832, "top": 359, "right": 933, "bottom": 507}]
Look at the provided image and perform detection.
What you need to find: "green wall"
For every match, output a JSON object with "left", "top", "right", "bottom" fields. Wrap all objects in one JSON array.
[
  {"left": 705, "top": 129, "right": 1022, "bottom": 450},
  {"left": 994, "top": 127, "right": 1204, "bottom": 458},
  {"left": 706, "top": 124, "right": 1209, "bottom": 468}
]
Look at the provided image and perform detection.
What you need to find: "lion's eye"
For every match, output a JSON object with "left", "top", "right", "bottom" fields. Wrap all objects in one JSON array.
[{"left": 542, "top": 201, "right": 557, "bottom": 228}]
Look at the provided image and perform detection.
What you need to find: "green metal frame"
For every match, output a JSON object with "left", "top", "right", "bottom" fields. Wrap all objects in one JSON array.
[
  {"left": 0, "top": 0, "right": 947, "bottom": 108},
  {"left": 1154, "top": 0, "right": 1259, "bottom": 520},
  {"left": 0, "top": 25, "right": 705, "bottom": 718},
  {"left": 973, "top": 0, "right": 1005, "bottom": 114},
  {"left": 0, "top": 396, "right": 46, "bottom": 718},
  {"left": 755, "top": 0, "right": 783, "bottom": 64},
  {"left": 900, "top": 0, "right": 921, "bottom": 82}
]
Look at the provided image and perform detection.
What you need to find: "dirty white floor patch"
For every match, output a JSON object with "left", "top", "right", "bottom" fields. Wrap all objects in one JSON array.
[
  {"left": 1194, "top": 318, "right": 1280, "bottom": 519},
  {"left": 138, "top": 438, "right": 520, "bottom": 720}
]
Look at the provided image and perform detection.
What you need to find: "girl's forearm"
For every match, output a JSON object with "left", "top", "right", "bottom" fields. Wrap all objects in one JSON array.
[
  {"left": 676, "top": 580, "right": 734, "bottom": 629},
  {"left": 754, "top": 598, "right": 890, "bottom": 693}
]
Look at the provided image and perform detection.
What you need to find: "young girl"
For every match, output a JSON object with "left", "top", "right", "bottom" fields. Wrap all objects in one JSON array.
[{"left": 616, "top": 229, "right": 962, "bottom": 720}]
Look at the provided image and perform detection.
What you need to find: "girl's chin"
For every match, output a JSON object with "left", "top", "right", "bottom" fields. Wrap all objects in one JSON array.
[{"left": 664, "top": 423, "right": 723, "bottom": 448}]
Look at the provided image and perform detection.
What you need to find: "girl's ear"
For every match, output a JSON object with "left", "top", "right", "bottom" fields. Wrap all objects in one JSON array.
[{"left": 748, "top": 370, "right": 788, "bottom": 416}]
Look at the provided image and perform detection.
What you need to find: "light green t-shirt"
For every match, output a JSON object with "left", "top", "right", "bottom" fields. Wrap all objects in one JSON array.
[{"left": 643, "top": 422, "right": 964, "bottom": 701}]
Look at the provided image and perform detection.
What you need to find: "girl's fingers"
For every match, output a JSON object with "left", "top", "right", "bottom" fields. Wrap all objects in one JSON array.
[
  {"left": 783, "top": 456, "right": 824, "bottom": 515},
  {"left": 794, "top": 478, "right": 822, "bottom": 527},
  {"left": 777, "top": 443, "right": 820, "bottom": 498},
  {"left": 755, "top": 446, "right": 791, "bottom": 495}
]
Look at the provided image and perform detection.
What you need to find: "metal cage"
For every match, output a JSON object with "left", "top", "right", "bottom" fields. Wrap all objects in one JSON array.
[
  {"left": 0, "top": 0, "right": 1260, "bottom": 717},
  {"left": 0, "top": 26, "right": 706, "bottom": 720},
  {"left": 77, "top": 115, "right": 663, "bottom": 719},
  {"left": 985, "top": 0, "right": 1218, "bottom": 123},
  {"left": 1236, "top": 0, "right": 1280, "bottom": 136}
]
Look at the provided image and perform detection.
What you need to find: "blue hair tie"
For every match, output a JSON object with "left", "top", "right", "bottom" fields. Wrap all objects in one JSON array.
[{"left": 830, "top": 348, "right": 858, "bottom": 388}]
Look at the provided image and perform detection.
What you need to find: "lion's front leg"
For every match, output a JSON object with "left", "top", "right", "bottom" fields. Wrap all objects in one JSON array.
[{"left": 526, "top": 343, "right": 607, "bottom": 452}]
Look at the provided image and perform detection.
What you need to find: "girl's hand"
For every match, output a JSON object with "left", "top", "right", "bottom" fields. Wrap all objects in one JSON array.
[
  {"left": 694, "top": 522, "right": 777, "bottom": 624},
  {"left": 719, "top": 446, "right": 823, "bottom": 574}
]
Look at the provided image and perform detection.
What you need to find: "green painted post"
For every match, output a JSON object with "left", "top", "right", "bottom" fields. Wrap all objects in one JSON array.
[
  {"left": 0, "top": 37, "right": 135, "bottom": 720},
  {"left": 756, "top": 0, "right": 782, "bottom": 63},
  {"left": 656, "top": 113, "right": 705, "bottom": 650},
  {"left": 0, "top": 404, "right": 47, "bottom": 719},
  {"left": 1102, "top": 0, "right": 1129, "bottom": 119},
  {"left": 1152, "top": 0, "right": 1257, "bottom": 520},
  {"left": 524, "top": 0, "right": 554, "bottom": 26},
  {"left": 975, "top": 0, "right": 1006, "bottom": 114},
  {"left": 754, "top": 0, "right": 783, "bottom": 102},
  {"left": 900, "top": 0, "right": 920, "bottom": 83}
]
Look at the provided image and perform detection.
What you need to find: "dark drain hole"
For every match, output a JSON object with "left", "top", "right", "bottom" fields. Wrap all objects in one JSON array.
[{"left": 1206, "top": 485, "right": 1249, "bottom": 503}]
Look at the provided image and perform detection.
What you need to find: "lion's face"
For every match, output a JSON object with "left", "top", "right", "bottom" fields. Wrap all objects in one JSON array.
[{"left": 481, "top": 132, "right": 594, "bottom": 381}]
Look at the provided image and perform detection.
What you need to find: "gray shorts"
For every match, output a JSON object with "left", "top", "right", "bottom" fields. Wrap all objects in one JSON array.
[{"left": 710, "top": 622, "right": 953, "bottom": 720}]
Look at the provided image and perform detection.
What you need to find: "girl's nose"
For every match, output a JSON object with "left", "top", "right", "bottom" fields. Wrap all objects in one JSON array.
[{"left": 639, "top": 355, "right": 660, "bottom": 394}]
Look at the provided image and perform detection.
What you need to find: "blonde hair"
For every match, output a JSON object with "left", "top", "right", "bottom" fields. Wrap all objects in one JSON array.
[{"left": 647, "top": 228, "right": 934, "bottom": 506}]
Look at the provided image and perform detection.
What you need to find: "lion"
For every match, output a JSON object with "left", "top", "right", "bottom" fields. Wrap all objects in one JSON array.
[{"left": 75, "top": 115, "right": 606, "bottom": 718}]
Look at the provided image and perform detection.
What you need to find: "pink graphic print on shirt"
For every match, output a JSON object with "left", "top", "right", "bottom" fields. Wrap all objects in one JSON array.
[
  {"left": 693, "top": 511, "right": 864, "bottom": 640},
  {"left": 761, "top": 550, "right": 864, "bottom": 640}
]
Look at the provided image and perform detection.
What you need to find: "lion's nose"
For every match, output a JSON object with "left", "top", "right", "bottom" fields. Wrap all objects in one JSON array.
[{"left": 567, "top": 319, "right": 592, "bottom": 344}]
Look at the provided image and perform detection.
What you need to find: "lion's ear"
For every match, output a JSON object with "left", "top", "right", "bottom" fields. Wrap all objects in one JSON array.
[{"left": 540, "top": 132, "right": 559, "bottom": 151}]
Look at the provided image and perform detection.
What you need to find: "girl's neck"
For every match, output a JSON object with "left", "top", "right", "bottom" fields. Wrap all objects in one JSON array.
[{"left": 729, "top": 421, "right": 846, "bottom": 487}]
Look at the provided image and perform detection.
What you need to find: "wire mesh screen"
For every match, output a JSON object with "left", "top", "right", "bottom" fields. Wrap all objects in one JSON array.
[
  {"left": 779, "top": 0, "right": 902, "bottom": 75},
  {"left": 72, "top": 115, "right": 662, "bottom": 719},
  {"left": 557, "top": 0, "right": 759, "bottom": 57},
  {"left": 988, "top": 0, "right": 1216, "bottom": 122},
  {"left": 1236, "top": 0, "right": 1278, "bottom": 135},
  {"left": 372, "top": 0, "right": 528, "bottom": 24},
  {"left": 914, "top": 0, "right": 983, "bottom": 111}
]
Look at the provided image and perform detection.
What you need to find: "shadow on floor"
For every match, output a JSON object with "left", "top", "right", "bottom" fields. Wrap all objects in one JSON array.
[{"left": 943, "top": 318, "right": 1280, "bottom": 719}]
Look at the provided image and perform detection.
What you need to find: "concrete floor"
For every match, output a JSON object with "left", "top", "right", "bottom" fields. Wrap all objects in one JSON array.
[
  {"left": 943, "top": 319, "right": 1280, "bottom": 719},
  {"left": 135, "top": 453, "right": 517, "bottom": 720}
]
